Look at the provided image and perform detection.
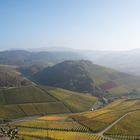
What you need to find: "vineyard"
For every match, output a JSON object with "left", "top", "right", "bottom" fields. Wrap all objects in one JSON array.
[
  {"left": 13, "top": 99, "right": 140, "bottom": 140},
  {"left": 41, "top": 86, "right": 97, "bottom": 112},
  {"left": 18, "top": 128, "right": 112, "bottom": 140},
  {"left": 69, "top": 99, "right": 140, "bottom": 132},
  {"left": 105, "top": 111, "right": 140, "bottom": 137},
  {"left": 0, "top": 86, "right": 97, "bottom": 119},
  {"left": 16, "top": 119, "right": 89, "bottom": 132}
]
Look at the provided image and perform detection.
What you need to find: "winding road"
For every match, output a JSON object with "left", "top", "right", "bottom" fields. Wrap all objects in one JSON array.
[{"left": 97, "top": 110, "right": 139, "bottom": 136}]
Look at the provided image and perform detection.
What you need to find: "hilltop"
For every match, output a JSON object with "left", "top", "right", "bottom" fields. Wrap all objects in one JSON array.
[
  {"left": 32, "top": 60, "right": 140, "bottom": 97},
  {"left": 33, "top": 60, "right": 94, "bottom": 93},
  {"left": 2, "top": 49, "right": 140, "bottom": 77}
]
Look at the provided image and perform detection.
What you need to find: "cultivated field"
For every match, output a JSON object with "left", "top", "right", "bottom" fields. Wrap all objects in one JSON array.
[
  {"left": 13, "top": 99, "right": 140, "bottom": 140},
  {"left": 0, "top": 86, "right": 97, "bottom": 119},
  {"left": 105, "top": 111, "right": 140, "bottom": 139}
]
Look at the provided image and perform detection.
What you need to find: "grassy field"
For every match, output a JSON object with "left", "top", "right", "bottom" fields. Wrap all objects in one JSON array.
[{"left": 0, "top": 86, "right": 97, "bottom": 119}]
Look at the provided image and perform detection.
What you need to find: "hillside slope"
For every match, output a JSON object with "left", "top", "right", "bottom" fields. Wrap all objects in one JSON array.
[
  {"left": 81, "top": 49, "right": 140, "bottom": 76},
  {"left": 33, "top": 61, "right": 94, "bottom": 93},
  {"left": 0, "top": 86, "right": 97, "bottom": 119},
  {"left": 14, "top": 99, "right": 140, "bottom": 140},
  {"left": 33, "top": 60, "right": 140, "bottom": 97},
  {"left": 0, "top": 65, "right": 32, "bottom": 87},
  {"left": 0, "top": 50, "right": 83, "bottom": 66}
]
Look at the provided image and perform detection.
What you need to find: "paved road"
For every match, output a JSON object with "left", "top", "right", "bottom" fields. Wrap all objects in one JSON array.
[
  {"left": 97, "top": 110, "right": 139, "bottom": 136},
  {"left": 1, "top": 108, "right": 139, "bottom": 140}
]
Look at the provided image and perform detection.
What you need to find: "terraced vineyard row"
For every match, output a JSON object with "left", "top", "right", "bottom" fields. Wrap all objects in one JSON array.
[
  {"left": 13, "top": 99, "right": 140, "bottom": 140},
  {"left": 105, "top": 135, "right": 140, "bottom": 140},
  {"left": 41, "top": 86, "right": 97, "bottom": 112},
  {"left": 19, "top": 128, "right": 111, "bottom": 140},
  {"left": 105, "top": 111, "right": 140, "bottom": 139},
  {"left": 70, "top": 99, "right": 140, "bottom": 132},
  {"left": 0, "top": 86, "right": 97, "bottom": 119},
  {"left": 16, "top": 119, "right": 89, "bottom": 132},
  {"left": 0, "top": 102, "right": 70, "bottom": 119}
]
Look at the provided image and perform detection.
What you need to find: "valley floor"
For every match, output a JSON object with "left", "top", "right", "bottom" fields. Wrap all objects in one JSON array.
[{"left": 5, "top": 98, "right": 140, "bottom": 140}]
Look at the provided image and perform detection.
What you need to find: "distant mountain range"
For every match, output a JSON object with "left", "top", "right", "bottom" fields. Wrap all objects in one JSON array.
[
  {"left": 0, "top": 49, "right": 140, "bottom": 97},
  {"left": 1, "top": 48, "right": 140, "bottom": 76},
  {"left": 0, "top": 50, "right": 84, "bottom": 66},
  {"left": 28, "top": 46, "right": 76, "bottom": 52},
  {"left": 80, "top": 49, "right": 140, "bottom": 76}
]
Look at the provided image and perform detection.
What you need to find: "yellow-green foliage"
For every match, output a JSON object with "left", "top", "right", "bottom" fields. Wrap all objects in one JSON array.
[
  {"left": 14, "top": 99, "right": 140, "bottom": 140},
  {"left": 43, "top": 86, "right": 74, "bottom": 100},
  {"left": 0, "top": 105, "right": 25, "bottom": 119},
  {"left": 0, "top": 86, "right": 56, "bottom": 104},
  {"left": 82, "top": 62, "right": 140, "bottom": 96},
  {"left": 20, "top": 136, "right": 43, "bottom": 140},
  {"left": 18, "top": 128, "right": 110, "bottom": 140},
  {"left": 70, "top": 99, "right": 140, "bottom": 132},
  {"left": 38, "top": 114, "right": 68, "bottom": 121},
  {"left": 41, "top": 86, "right": 97, "bottom": 112},
  {"left": 105, "top": 111, "right": 140, "bottom": 136},
  {"left": 0, "top": 86, "right": 97, "bottom": 119},
  {"left": 16, "top": 119, "right": 88, "bottom": 132}
]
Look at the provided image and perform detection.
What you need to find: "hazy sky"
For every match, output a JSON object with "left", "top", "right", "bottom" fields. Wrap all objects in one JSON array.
[{"left": 0, "top": 0, "right": 140, "bottom": 51}]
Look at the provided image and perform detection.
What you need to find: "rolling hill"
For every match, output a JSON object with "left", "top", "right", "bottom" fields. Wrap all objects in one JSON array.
[
  {"left": 0, "top": 86, "right": 97, "bottom": 119},
  {"left": 0, "top": 50, "right": 83, "bottom": 66},
  {"left": 14, "top": 99, "right": 140, "bottom": 140},
  {"left": 33, "top": 60, "right": 94, "bottom": 93},
  {"left": 81, "top": 49, "right": 140, "bottom": 76},
  {"left": 2, "top": 49, "right": 140, "bottom": 77},
  {"left": 0, "top": 65, "right": 32, "bottom": 87},
  {"left": 32, "top": 60, "right": 140, "bottom": 97}
]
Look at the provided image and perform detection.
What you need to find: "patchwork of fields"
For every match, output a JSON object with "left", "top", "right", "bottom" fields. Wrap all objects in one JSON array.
[
  {"left": 14, "top": 99, "right": 140, "bottom": 140},
  {"left": 105, "top": 111, "right": 140, "bottom": 137},
  {"left": 0, "top": 64, "right": 140, "bottom": 140},
  {"left": 0, "top": 86, "right": 97, "bottom": 119}
]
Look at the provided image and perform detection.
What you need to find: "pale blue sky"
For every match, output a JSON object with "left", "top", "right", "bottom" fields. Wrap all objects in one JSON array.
[{"left": 0, "top": 0, "right": 140, "bottom": 50}]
